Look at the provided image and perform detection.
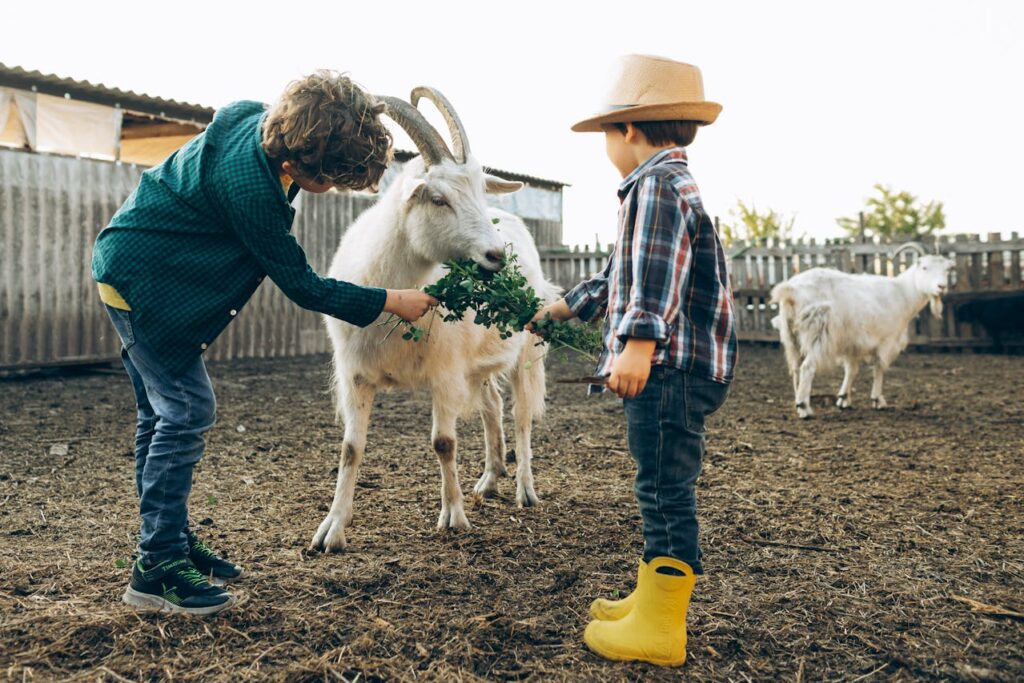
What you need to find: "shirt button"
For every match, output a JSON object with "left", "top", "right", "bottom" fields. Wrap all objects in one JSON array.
[
  {"left": 200, "top": 343, "right": 208, "bottom": 350},
  {"left": 230, "top": 309, "right": 237, "bottom": 316}
]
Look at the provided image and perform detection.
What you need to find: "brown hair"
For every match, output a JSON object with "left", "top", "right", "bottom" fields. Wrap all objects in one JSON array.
[
  {"left": 612, "top": 120, "right": 699, "bottom": 147},
  {"left": 262, "top": 71, "right": 393, "bottom": 190}
]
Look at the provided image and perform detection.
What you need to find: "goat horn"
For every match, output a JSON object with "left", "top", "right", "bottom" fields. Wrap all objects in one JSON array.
[
  {"left": 410, "top": 86, "right": 470, "bottom": 164},
  {"left": 376, "top": 95, "right": 453, "bottom": 168},
  {"left": 893, "top": 241, "right": 927, "bottom": 258}
]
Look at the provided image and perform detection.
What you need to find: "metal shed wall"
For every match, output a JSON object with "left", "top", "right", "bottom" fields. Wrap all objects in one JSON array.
[{"left": 0, "top": 149, "right": 565, "bottom": 370}]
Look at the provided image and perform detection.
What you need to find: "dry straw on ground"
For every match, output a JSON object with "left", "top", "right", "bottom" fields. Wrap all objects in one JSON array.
[{"left": 1, "top": 347, "right": 1022, "bottom": 681}]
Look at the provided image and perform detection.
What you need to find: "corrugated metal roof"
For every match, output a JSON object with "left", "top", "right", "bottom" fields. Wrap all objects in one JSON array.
[
  {"left": 0, "top": 63, "right": 568, "bottom": 189},
  {"left": 0, "top": 63, "right": 215, "bottom": 123}
]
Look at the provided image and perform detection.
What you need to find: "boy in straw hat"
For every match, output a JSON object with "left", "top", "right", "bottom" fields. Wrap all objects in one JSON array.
[{"left": 532, "top": 54, "right": 737, "bottom": 666}]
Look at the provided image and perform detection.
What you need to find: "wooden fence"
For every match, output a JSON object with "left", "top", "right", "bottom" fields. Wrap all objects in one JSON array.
[
  {"left": 538, "top": 233, "right": 1024, "bottom": 349},
  {"left": 2, "top": 139, "right": 1019, "bottom": 371}
]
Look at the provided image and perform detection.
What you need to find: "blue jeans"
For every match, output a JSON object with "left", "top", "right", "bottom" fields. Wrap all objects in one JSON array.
[
  {"left": 623, "top": 366, "right": 729, "bottom": 574},
  {"left": 105, "top": 305, "right": 217, "bottom": 566}
]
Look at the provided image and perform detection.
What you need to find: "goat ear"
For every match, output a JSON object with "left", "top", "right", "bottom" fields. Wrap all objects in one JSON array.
[
  {"left": 401, "top": 178, "right": 427, "bottom": 204},
  {"left": 484, "top": 174, "right": 523, "bottom": 195}
]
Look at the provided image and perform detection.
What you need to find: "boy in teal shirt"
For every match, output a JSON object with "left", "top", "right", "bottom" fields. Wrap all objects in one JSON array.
[{"left": 93, "top": 71, "right": 436, "bottom": 614}]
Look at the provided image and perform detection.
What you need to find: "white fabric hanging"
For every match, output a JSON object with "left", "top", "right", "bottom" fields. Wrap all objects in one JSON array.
[
  {"left": 33, "top": 93, "right": 123, "bottom": 160},
  {"left": 11, "top": 90, "right": 37, "bottom": 148}
]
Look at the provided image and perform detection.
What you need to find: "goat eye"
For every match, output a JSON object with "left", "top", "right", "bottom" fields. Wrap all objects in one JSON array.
[{"left": 431, "top": 196, "right": 448, "bottom": 207}]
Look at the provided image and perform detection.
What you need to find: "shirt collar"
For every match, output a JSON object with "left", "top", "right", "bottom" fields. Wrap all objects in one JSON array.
[{"left": 618, "top": 147, "right": 688, "bottom": 199}]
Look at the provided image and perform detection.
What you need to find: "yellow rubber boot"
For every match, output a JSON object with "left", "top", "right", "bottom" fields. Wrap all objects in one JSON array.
[
  {"left": 589, "top": 559, "right": 648, "bottom": 621},
  {"left": 584, "top": 557, "right": 697, "bottom": 667}
]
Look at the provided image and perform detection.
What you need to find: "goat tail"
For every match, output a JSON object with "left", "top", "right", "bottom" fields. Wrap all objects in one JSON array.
[
  {"left": 795, "top": 303, "right": 832, "bottom": 369},
  {"left": 771, "top": 283, "right": 801, "bottom": 375},
  {"left": 510, "top": 341, "right": 547, "bottom": 422}
]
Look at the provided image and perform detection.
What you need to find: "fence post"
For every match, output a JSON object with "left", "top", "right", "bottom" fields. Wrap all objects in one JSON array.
[{"left": 987, "top": 232, "right": 1004, "bottom": 289}]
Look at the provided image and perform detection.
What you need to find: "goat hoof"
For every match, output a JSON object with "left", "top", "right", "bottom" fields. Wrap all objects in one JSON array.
[
  {"left": 836, "top": 397, "right": 851, "bottom": 409},
  {"left": 437, "top": 507, "right": 472, "bottom": 531},
  {"left": 872, "top": 398, "right": 887, "bottom": 410},
  {"left": 516, "top": 486, "right": 540, "bottom": 508},
  {"left": 797, "top": 409, "right": 814, "bottom": 419},
  {"left": 310, "top": 515, "right": 347, "bottom": 553},
  {"left": 473, "top": 475, "right": 500, "bottom": 498}
]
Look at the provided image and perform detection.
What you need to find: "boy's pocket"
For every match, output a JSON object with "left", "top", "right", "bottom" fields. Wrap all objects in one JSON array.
[
  {"left": 683, "top": 375, "right": 730, "bottom": 434},
  {"left": 104, "top": 305, "right": 136, "bottom": 350}
]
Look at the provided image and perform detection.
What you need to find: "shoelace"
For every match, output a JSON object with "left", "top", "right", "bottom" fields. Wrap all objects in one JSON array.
[
  {"left": 189, "top": 536, "right": 220, "bottom": 559},
  {"left": 176, "top": 565, "right": 212, "bottom": 588}
]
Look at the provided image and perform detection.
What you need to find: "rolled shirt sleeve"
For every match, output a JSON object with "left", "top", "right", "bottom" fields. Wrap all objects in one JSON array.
[
  {"left": 616, "top": 175, "right": 690, "bottom": 345},
  {"left": 228, "top": 193, "right": 386, "bottom": 327},
  {"left": 565, "top": 259, "right": 612, "bottom": 322}
]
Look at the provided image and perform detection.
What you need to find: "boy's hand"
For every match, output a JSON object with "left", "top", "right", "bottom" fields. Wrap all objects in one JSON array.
[
  {"left": 526, "top": 298, "right": 575, "bottom": 335},
  {"left": 607, "top": 338, "right": 657, "bottom": 399},
  {"left": 384, "top": 289, "right": 438, "bottom": 323}
]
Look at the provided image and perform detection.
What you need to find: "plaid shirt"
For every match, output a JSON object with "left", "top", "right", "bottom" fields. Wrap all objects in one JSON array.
[
  {"left": 565, "top": 148, "right": 737, "bottom": 390},
  {"left": 92, "top": 100, "right": 387, "bottom": 375}
]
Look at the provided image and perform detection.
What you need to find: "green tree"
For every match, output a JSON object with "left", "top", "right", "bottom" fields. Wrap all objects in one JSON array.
[
  {"left": 720, "top": 200, "right": 796, "bottom": 247},
  {"left": 837, "top": 184, "right": 945, "bottom": 240}
]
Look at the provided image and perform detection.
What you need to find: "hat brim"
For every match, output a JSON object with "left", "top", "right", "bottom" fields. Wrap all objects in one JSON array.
[{"left": 571, "top": 101, "right": 722, "bottom": 132}]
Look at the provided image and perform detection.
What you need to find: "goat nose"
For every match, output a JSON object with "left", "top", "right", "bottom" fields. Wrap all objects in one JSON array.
[{"left": 485, "top": 249, "right": 504, "bottom": 266}]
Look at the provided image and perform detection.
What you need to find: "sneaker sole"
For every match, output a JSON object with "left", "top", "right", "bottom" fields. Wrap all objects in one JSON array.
[
  {"left": 122, "top": 586, "right": 237, "bottom": 616},
  {"left": 209, "top": 567, "right": 244, "bottom": 587}
]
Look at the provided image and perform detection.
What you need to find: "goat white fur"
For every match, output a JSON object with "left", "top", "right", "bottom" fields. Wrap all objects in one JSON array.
[
  {"left": 770, "top": 249, "right": 953, "bottom": 418},
  {"left": 309, "top": 91, "right": 559, "bottom": 552}
]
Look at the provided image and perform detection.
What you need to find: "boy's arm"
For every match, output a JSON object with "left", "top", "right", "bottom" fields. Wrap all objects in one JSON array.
[
  {"left": 226, "top": 193, "right": 387, "bottom": 326},
  {"left": 530, "top": 260, "right": 610, "bottom": 328},
  {"left": 562, "top": 258, "right": 613, "bottom": 322}
]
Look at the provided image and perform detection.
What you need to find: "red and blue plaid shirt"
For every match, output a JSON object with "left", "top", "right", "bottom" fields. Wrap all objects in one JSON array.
[{"left": 565, "top": 148, "right": 737, "bottom": 390}]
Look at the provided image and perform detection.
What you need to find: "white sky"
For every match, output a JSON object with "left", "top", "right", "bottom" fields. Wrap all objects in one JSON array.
[{"left": 4, "top": 0, "right": 1022, "bottom": 246}]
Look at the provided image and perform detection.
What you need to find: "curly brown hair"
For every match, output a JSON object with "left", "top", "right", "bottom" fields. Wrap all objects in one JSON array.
[{"left": 262, "top": 71, "right": 393, "bottom": 190}]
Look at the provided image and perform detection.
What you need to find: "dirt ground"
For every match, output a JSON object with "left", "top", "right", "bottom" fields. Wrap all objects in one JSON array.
[{"left": 1, "top": 345, "right": 1022, "bottom": 682}]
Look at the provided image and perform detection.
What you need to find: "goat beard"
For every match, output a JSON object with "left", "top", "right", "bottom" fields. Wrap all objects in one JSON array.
[{"left": 929, "top": 296, "right": 944, "bottom": 319}]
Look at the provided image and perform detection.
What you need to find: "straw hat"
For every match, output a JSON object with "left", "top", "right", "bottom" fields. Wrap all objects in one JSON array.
[{"left": 571, "top": 54, "right": 722, "bottom": 132}]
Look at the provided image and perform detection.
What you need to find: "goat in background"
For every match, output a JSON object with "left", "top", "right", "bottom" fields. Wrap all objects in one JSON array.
[{"left": 770, "top": 243, "right": 954, "bottom": 418}]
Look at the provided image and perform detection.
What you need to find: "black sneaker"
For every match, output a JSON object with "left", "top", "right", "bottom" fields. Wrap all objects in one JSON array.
[
  {"left": 122, "top": 557, "right": 236, "bottom": 615},
  {"left": 186, "top": 528, "right": 244, "bottom": 585}
]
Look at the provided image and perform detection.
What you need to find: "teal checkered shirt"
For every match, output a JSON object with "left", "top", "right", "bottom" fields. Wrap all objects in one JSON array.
[{"left": 92, "top": 100, "right": 387, "bottom": 374}]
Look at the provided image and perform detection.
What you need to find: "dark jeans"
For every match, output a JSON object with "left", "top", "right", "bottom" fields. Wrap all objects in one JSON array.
[
  {"left": 623, "top": 366, "right": 729, "bottom": 574},
  {"left": 105, "top": 306, "right": 217, "bottom": 566}
]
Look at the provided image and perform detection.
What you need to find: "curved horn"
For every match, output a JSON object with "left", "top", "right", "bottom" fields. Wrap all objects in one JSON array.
[
  {"left": 376, "top": 95, "right": 452, "bottom": 168},
  {"left": 410, "top": 86, "right": 470, "bottom": 164},
  {"left": 893, "top": 241, "right": 927, "bottom": 259}
]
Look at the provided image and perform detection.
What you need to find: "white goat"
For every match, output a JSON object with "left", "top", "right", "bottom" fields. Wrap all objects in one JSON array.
[
  {"left": 770, "top": 244, "right": 953, "bottom": 418},
  {"left": 310, "top": 88, "right": 559, "bottom": 552}
]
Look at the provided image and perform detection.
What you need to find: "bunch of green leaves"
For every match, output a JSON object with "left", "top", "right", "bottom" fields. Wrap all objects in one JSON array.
[
  {"left": 423, "top": 254, "right": 539, "bottom": 339},
  {"left": 531, "top": 314, "right": 603, "bottom": 362},
  {"left": 378, "top": 245, "right": 603, "bottom": 361}
]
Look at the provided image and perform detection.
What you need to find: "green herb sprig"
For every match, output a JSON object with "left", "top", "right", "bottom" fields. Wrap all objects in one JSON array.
[{"left": 378, "top": 246, "right": 602, "bottom": 361}]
